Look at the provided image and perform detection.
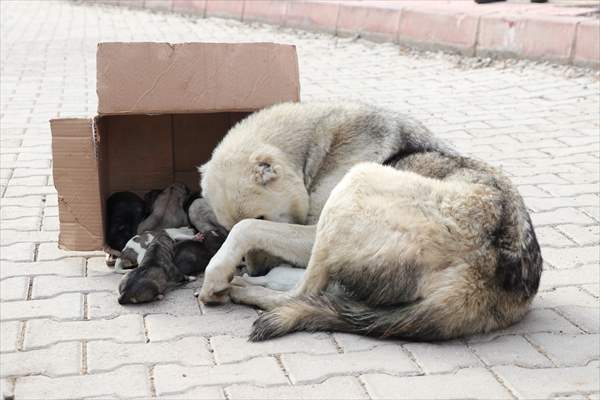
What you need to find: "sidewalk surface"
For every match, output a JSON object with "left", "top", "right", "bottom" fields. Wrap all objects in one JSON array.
[
  {"left": 1, "top": 1, "right": 599, "bottom": 399},
  {"left": 99, "top": 0, "right": 600, "bottom": 67}
]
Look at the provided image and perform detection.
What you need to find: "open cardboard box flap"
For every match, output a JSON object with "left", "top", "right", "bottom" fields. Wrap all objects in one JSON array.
[
  {"left": 97, "top": 42, "right": 300, "bottom": 115},
  {"left": 51, "top": 42, "right": 300, "bottom": 251}
]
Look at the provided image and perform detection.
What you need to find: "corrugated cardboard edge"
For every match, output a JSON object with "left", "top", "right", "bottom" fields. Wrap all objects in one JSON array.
[
  {"left": 97, "top": 42, "right": 301, "bottom": 115},
  {"left": 51, "top": 118, "right": 104, "bottom": 251}
]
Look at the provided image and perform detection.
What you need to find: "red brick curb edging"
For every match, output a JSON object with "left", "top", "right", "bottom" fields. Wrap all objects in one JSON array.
[{"left": 91, "top": 0, "right": 599, "bottom": 68}]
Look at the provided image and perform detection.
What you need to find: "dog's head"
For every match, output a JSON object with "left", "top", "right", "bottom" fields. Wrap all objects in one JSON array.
[
  {"left": 198, "top": 144, "right": 309, "bottom": 230},
  {"left": 117, "top": 268, "right": 164, "bottom": 304}
]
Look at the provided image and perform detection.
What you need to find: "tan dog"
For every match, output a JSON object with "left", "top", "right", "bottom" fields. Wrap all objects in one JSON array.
[{"left": 197, "top": 102, "right": 542, "bottom": 341}]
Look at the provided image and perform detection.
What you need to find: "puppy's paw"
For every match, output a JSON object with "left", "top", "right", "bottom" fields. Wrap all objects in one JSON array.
[{"left": 230, "top": 276, "right": 248, "bottom": 287}]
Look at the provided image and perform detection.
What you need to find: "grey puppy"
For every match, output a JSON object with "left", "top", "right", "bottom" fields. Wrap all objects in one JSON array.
[
  {"left": 173, "top": 230, "right": 227, "bottom": 276},
  {"left": 137, "top": 183, "right": 190, "bottom": 234},
  {"left": 117, "top": 232, "right": 195, "bottom": 304},
  {"left": 187, "top": 197, "right": 228, "bottom": 236},
  {"left": 114, "top": 227, "right": 195, "bottom": 273}
]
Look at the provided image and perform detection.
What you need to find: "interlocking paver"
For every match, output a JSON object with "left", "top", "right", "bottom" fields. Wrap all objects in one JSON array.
[
  {"left": 226, "top": 377, "right": 369, "bottom": 400},
  {"left": 0, "top": 342, "right": 80, "bottom": 377},
  {"left": 14, "top": 365, "right": 151, "bottom": 399},
  {"left": 361, "top": 368, "right": 512, "bottom": 399},
  {"left": 282, "top": 346, "right": 418, "bottom": 384},
  {"left": 87, "top": 336, "right": 212, "bottom": 373},
  {"left": 528, "top": 333, "right": 600, "bottom": 366},
  {"left": 470, "top": 335, "right": 553, "bottom": 368},
  {"left": 0, "top": 276, "right": 28, "bottom": 301},
  {"left": 24, "top": 315, "right": 145, "bottom": 349},
  {"left": 145, "top": 309, "right": 258, "bottom": 341},
  {"left": 88, "top": 289, "right": 200, "bottom": 319},
  {"left": 0, "top": 258, "right": 84, "bottom": 279},
  {"left": 154, "top": 357, "right": 288, "bottom": 395},
  {"left": 0, "top": 320, "right": 20, "bottom": 353},
  {"left": 1, "top": 0, "right": 598, "bottom": 398},
  {"left": 493, "top": 364, "right": 600, "bottom": 399},
  {"left": 211, "top": 333, "right": 338, "bottom": 364},
  {"left": 404, "top": 340, "right": 482, "bottom": 373},
  {"left": 0, "top": 293, "right": 82, "bottom": 321}
]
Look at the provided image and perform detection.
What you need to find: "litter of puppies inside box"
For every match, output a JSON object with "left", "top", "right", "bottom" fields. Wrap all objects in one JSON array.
[{"left": 49, "top": 42, "right": 300, "bottom": 303}]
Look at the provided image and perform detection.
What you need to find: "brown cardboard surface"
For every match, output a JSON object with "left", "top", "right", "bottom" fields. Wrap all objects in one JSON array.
[
  {"left": 97, "top": 42, "right": 300, "bottom": 115},
  {"left": 52, "top": 42, "right": 300, "bottom": 251},
  {"left": 51, "top": 118, "right": 104, "bottom": 250}
]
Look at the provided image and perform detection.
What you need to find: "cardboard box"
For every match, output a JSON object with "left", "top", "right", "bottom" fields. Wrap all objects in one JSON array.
[{"left": 50, "top": 42, "right": 300, "bottom": 251}]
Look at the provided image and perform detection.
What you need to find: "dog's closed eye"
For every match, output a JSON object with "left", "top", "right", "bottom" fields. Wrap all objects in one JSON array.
[{"left": 256, "top": 216, "right": 265, "bottom": 220}]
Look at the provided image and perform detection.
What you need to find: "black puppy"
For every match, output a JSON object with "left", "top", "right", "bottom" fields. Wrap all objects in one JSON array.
[
  {"left": 118, "top": 232, "right": 194, "bottom": 304},
  {"left": 106, "top": 191, "right": 146, "bottom": 252},
  {"left": 173, "top": 230, "right": 227, "bottom": 275}
]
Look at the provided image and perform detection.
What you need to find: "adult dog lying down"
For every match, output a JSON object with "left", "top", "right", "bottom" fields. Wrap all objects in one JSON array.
[{"left": 198, "top": 102, "right": 542, "bottom": 342}]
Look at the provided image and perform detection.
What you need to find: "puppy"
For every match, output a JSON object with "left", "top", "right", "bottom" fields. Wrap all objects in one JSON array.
[
  {"left": 106, "top": 191, "right": 146, "bottom": 252},
  {"left": 187, "top": 197, "right": 227, "bottom": 236},
  {"left": 173, "top": 230, "right": 227, "bottom": 276},
  {"left": 137, "top": 183, "right": 190, "bottom": 234},
  {"left": 115, "top": 227, "right": 196, "bottom": 274},
  {"left": 117, "top": 232, "right": 194, "bottom": 304}
]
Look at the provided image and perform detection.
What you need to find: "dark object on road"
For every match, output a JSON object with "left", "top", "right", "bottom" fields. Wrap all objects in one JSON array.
[
  {"left": 174, "top": 230, "right": 227, "bottom": 275},
  {"left": 118, "top": 232, "right": 194, "bottom": 304},
  {"left": 106, "top": 191, "right": 146, "bottom": 252},
  {"left": 137, "top": 183, "right": 190, "bottom": 234}
]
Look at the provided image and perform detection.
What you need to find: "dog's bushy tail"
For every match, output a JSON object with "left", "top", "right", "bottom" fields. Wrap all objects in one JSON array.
[{"left": 249, "top": 286, "right": 460, "bottom": 342}]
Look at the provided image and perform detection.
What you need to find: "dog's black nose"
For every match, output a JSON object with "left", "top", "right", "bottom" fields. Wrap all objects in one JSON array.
[{"left": 117, "top": 295, "right": 128, "bottom": 305}]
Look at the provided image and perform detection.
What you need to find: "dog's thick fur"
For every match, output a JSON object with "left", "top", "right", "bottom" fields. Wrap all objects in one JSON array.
[{"left": 198, "top": 102, "right": 542, "bottom": 341}]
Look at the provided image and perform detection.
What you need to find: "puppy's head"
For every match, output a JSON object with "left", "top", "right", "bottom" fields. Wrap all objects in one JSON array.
[
  {"left": 199, "top": 145, "right": 309, "bottom": 230},
  {"left": 117, "top": 270, "right": 162, "bottom": 304}
]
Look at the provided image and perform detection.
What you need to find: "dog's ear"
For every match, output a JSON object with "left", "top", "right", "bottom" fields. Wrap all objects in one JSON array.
[{"left": 251, "top": 153, "right": 280, "bottom": 185}]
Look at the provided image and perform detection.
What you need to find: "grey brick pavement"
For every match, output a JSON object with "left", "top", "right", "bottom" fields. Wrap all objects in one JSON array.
[{"left": 1, "top": 1, "right": 599, "bottom": 399}]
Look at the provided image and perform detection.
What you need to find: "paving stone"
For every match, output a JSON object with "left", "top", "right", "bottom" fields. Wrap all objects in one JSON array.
[
  {"left": 0, "top": 242, "right": 35, "bottom": 262},
  {"left": 0, "top": 276, "right": 28, "bottom": 301},
  {"left": 282, "top": 346, "right": 418, "bottom": 384},
  {"left": 541, "top": 183, "right": 599, "bottom": 197},
  {"left": 470, "top": 334, "right": 552, "bottom": 368},
  {"left": 154, "top": 357, "right": 287, "bottom": 395},
  {"left": 1, "top": 206, "right": 41, "bottom": 219},
  {"left": 31, "top": 275, "right": 120, "bottom": 298},
  {"left": 0, "top": 258, "right": 84, "bottom": 279},
  {"left": 87, "top": 336, "right": 212, "bottom": 373},
  {"left": 525, "top": 195, "right": 599, "bottom": 212},
  {"left": 0, "top": 342, "right": 80, "bottom": 377},
  {"left": 161, "top": 386, "right": 226, "bottom": 400},
  {"left": 145, "top": 308, "right": 258, "bottom": 341},
  {"left": 86, "top": 256, "right": 115, "bottom": 277},
  {"left": 24, "top": 315, "right": 144, "bottom": 349},
  {"left": 556, "top": 224, "right": 599, "bottom": 246},
  {"left": 361, "top": 368, "right": 512, "bottom": 399},
  {"left": 556, "top": 306, "right": 600, "bottom": 334},
  {"left": 0, "top": 229, "right": 58, "bottom": 245},
  {"left": 226, "top": 376, "right": 369, "bottom": 400},
  {"left": 87, "top": 289, "right": 200, "bottom": 319},
  {"left": 3, "top": 185, "right": 55, "bottom": 197},
  {"left": 212, "top": 332, "right": 337, "bottom": 364},
  {"left": 532, "top": 208, "right": 596, "bottom": 226},
  {"left": 0, "top": 216, "right": 40, "bottom": 230},
  {"left": 332, "top": 333, "right": 400, "bottom": 352},
  {"left": 528, "top": 333, "right": 600, "bottom": 367},
  {"left": 0, "top": 378, "right": 13, "bottom": 400},
  {"left": 404, "top": 340, "right": 482, "bottom": 373},
  {"left": 534, "top": 226, "right": 576, "bottom": 247},
  {"left": 469, "top": 309, "right": 583, "bottom": 342},
  {"left": 493, "top": 364, "right": 600, "bottom": 399},
  {"left": 582, "top": 284, "right": 600, "bottom": 298},
  {"left": 1, "top": 293, "right": 82, "bottom": 321},
  {"left": 0, "top": 321, "right": 20, "bottom": 353},
  {"left": 543, "top": 246, "right": 600, "bottom": 269},
  {"left": 14, "top": 365, "right": 151, "bottom": 399},
  {"left": 36, "top": 242, "right": 103, "bottom": 261},
  {"left": 0, "top": 195, "right": 43, "bottom": 207},
  {"left": 541, "top": 264, "right": 599, "bottom": 289},
  {"left": 535, "top": 287, "right": 599, "bottom": 309}
]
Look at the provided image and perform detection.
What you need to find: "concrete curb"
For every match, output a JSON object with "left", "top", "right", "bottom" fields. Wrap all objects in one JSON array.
[{"left": 91, "top": 0, "right": 599, "bottom": 67}]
